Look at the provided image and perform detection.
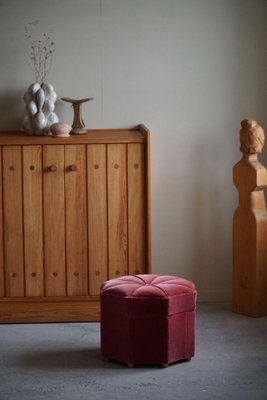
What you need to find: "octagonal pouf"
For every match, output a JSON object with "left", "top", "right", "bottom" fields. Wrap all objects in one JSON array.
[{"left": 100, "top": 274, "right": 197, "bottom": 367}]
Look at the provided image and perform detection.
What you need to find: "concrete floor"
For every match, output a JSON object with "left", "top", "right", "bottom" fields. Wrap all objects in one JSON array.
[{"left": 0, "top": 303, "right": 267, "bottom": 400}]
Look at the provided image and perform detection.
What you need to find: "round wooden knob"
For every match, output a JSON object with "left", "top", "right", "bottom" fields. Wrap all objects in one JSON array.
[
  {"left": 48, "top": 165, "right": 57, "bottom": 172},
  {"left": 69, "top": 165, "right": 77, "bottom": 172}
]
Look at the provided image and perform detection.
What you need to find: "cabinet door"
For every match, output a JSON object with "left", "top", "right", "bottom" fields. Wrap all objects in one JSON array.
[
  {"left": 87, "top": 144, "right": 108, "bottom": 294},
  {"left": 23, "top": 146, "right": 44, "bottom": 297},
  {"left": 2, "top": 146, "right": 24, "bottom": 297},
  {"left": 127, "top": 144, "right": 146, "bottom": 275},
  {"left": 43, "top": 145, "right": 66, "bottom": 296},
  {"left": 107, "top": 144, "right": 128, "bottom": 278},
  {"left": 65, "top": 145, "right": 88, "bottom": 296}
]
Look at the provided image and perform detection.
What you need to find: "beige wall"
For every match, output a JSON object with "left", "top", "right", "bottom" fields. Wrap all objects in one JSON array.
[{"left": 0, "top": 0, "right": 266, "bottom": 301}]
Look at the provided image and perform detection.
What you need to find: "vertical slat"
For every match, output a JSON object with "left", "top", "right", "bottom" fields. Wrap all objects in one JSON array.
[
  {"left": 144, "top": 129, "right": 152, "bottom": 273},
  {"left": 0, "top": 147, "right": 4, "bottom": 297},
  {"left": 3, "top": 146, "right": 24, "bottom": 297},
  {"left": 107, "top": 144, "right": 128, "bottom": 279},
  {"left": 65, "top": 145, "right": 88, "bottom": 296},
  {"left": 23, "top": 146, "right": 44, "bottom": 297},
  {"left": 43, "top": 145, "right": 66, "bottom": 296},
  {"left": 138, "top": 125, "right": 152, "bottom": 273},
  {"left": 87, "top": 144, "right": 108, "bottom": 294},
  {"left": 127, "top": 144, "right": 146, "bottom": 275}
]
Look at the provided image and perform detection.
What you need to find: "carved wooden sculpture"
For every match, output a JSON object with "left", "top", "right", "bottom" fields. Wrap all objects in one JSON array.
[{"left": 233, "top": 119, "right": 267, "bottom": 317}]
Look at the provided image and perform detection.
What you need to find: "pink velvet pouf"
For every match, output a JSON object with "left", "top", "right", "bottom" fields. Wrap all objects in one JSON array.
[{"left": 100, "top": 274, "right": 197, "bottom": 367}]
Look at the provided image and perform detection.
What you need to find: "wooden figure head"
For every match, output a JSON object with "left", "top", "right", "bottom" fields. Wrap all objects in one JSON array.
[{"left": 240, "top": 119, "right": 265, "bottom": 154}]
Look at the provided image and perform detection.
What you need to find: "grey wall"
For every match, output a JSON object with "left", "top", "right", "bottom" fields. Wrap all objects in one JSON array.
[{"left": 0, "top": 0, "right": 266, "bottom": 300}]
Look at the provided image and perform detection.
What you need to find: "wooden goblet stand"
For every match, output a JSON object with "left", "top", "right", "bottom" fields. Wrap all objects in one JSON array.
[{"left": 61, "top": 97, "right": 93, "bottom": 134}]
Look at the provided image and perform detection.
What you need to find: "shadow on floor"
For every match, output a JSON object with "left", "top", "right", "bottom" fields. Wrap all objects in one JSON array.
[
  {"left": 15, "top": 347, "right": 116, "bottom": 370},
  {"left": 15, "top": 347, "right": 190, "bottom": 371}
]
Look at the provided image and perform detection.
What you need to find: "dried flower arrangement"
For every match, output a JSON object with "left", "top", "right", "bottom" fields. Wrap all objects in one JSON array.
[{"left": 24, "top": 21, "right": 55, "bottom": 84}]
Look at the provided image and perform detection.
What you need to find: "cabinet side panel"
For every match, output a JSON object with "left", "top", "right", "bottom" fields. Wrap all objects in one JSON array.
[
  {"left": 107, "top": 144, "right": 128, "bottom": 278},
  {"left": 127, "top": 144, "right": 146, "bottom": 275},
  {"left": 3, "top": 146, "right": 24, "bottom": 297},
  {"left": 87, "top": 144, "right": 108, "bottom": 294},
  {"left": 145, "top": 131, "right": 152, "bottom": 273},
  {"left": 65, "top": 145, "right": 88, "bottom": 296},
  {"left": 43, "top": 145, "right": 66, "bottom": 296},
  {"left": 0, "top": 147, "right": 4, "bottom": 297},
  {"left": 23, "top": 146, "right": 44, "bottom": 297}
]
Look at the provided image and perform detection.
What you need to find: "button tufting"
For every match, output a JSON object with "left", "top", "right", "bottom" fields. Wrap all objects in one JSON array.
[
  {"left": 100, "top": 274, "right": 196, "bottom": 320},
  {"left": 101, "top": 274, "right": 196, "bottom": 301}
]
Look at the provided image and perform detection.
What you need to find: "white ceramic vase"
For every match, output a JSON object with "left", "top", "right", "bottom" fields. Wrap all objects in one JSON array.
[{"left": 23, "top": 82, "right": 59, "bottom": 135}]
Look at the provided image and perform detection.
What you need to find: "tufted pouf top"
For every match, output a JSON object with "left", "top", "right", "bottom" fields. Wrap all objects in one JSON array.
[{"left": 100, "top": 274, "right": 197, "bottom": 317}]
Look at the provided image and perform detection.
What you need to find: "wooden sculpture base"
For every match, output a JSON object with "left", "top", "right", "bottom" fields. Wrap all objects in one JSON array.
[{"left": 71, "top": 128, "right": 88, "bottom": 135}]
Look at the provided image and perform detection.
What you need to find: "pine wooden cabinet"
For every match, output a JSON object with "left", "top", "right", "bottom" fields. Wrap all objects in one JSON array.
[{"left": 0, "top": 126, "right": 151, "bottom": 323}]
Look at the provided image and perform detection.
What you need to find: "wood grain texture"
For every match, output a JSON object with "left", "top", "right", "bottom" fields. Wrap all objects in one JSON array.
[
  {"left": 87, "top": 144, "right": 108, "bottom": 294},
  {"left": 144, "top": 127, "right": 152, "bottom": 273},
  {"left": 43, "top": 145, "right": 66, "bottom": 296},
  {"left": 65, "top": 145, "right": 88, "bottom": 296},
  {"left": 2, "top": 146, "right": 24, "bottom": 297},
  {"left": 0, "top": 297, "right": 100, "bottom": 323},
  {"left": 0, "top": 148, "right": 4, "bottom": 297},
  {"left": 233, "top": 122, "right": 267, "bottom": 317},
  {"left": 0, "top": 130, "right": 146, "bottom": 145},
  {"left": 127, "top": 144, "right": 146, "bottom": 275},
  {"left": 23, "top": 146, "right": 44, "bottom": 297},
  {"left": 137, "top": 124, "right": 152, "bottom": 273},
  {"left": 107, "top": 144, "right": 128, "bottom": 279}
]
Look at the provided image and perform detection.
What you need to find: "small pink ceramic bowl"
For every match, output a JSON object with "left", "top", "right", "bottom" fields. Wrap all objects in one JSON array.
[{"left": 51, "top": 123, "right": 72, "bottom": 137}]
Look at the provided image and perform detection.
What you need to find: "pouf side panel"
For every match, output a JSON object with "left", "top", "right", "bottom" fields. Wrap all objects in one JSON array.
[
  {"left": 100, "top": 294, "right": 127, "bottom": 316},
  {"left": 167, "top": 310, "right": 195, "bottom": 364},
  {"left": 128, "top": 316, "right": 168, "bottom": 364},
  {"left": 168, "top": 292, "right": 197, "bottom": 315},
  {"left": 126, "top": 292, "right": 196, "bottom": 317},
  {"left": 100, "top": 295, "right": 129, "bottom": 362},
  {"left": 128, "top": 298, "right": 169, "bottom": 317},
  {"left": 101, "top": 315, "right": 129, "bottom": 362}
]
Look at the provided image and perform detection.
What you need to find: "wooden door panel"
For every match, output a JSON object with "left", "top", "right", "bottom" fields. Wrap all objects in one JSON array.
[
  {"left": 65, "top": 145, "right": 88, "bottom": 296},
  {"left": 127, "top": 144, "right": 146, "bottom": 275},
  {"left": 23, "top": 146, "right": 44, "bottom": 297},
  {"left": 107, "top": 144, "right": 128, "bottom": 279},
  {"left": 43, "top": 145, "right": 66, "bottom": 296},
  {"left": 87, "top": 144, "right": 108, "bottom": 294},
  {"left": 2, "top": 146, "right": 24, "bottom": 297}
]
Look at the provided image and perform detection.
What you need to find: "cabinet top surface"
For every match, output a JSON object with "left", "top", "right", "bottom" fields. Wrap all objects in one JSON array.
[{"left": 0, "top": 127, "right": 149, "bottom": 145}]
